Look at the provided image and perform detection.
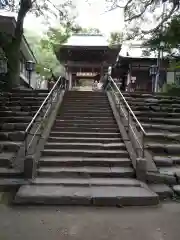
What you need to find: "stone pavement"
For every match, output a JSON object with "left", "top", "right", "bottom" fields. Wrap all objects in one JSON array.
[{"left": 0, "top": 203, "right": 180, "bottom": 240}]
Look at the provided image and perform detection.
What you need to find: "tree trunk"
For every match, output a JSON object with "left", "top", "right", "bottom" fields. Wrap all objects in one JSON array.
[
  {"left": 5, "top": 0, "right": 32, "bottom": 89},
  {"left": 6, "top": 40, "right": 21, "bottom": 88}
]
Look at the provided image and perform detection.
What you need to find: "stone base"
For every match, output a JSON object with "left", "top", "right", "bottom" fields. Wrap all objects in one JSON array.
[{"left": 14, "top": 185, "right": 159, "bottom": 206}]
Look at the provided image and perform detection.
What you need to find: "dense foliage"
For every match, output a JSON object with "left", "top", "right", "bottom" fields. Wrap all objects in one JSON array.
[{"left": 0, "top": 0, "right": 75, "bottom": 87}]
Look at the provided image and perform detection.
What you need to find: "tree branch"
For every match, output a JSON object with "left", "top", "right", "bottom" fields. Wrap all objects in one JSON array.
[
  {"left": 125, "top": 0, "right": 154, "bottom": 21},
  {"left": 142, "top": 4, "right": 177, "bottom": 34}
]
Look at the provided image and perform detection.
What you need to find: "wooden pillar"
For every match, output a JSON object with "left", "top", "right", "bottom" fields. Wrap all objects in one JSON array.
[
  {"left": 69, "top": 71, "right": 72, "bottom": 90},
  {"left": 100, "top": 64, "right": 103, "bottom": 79}
]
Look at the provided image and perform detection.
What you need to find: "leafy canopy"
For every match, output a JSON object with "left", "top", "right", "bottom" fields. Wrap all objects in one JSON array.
[
  {"left": 100, "top": 0, "right": 180, "bottom": 36},
  {"left": 143, "top": 15, "right": 180, "bottom": 56},
  {"left": 108, "top": 31, "right": 123, "bottom": 45}
]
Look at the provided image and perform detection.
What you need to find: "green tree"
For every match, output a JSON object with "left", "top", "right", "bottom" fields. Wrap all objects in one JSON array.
[
  {"left": 24, "top": 29, "right": 64, "bottom": 78},
  {"left": 141, "top": 49, "right": 151, "bottom": 57},
  {"left": 108, "top": 31, "right": 123, "bottom": 45},
  {"left": 143, "top": 15, "right": 180, "bottom": 56},
  {"left": 79, "top": 27, "right": 101, "bottom": 34},
  {"left": 0, "top": 0, "right": 75, "bottom": 88}
]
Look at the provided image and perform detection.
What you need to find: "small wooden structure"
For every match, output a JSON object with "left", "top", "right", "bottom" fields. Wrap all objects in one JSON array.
[
  {"left": 113, "top": 55, "right": 169, "bottom": 92},
  {"left": 56, "top": 34, "right": 120, "bottom": 89}
]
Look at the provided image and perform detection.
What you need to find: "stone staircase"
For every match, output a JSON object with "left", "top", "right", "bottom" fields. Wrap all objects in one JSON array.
[
  {"left": 15, "top": 91, "right": 158, "bottom": 206},
  {"left": 0, "top": 89, "right": 49, "bottom": 189},
  {"left": 123, "top": 92, "right": 180, "bottom": 198}
]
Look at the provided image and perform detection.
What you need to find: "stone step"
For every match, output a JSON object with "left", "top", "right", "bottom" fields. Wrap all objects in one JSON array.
[
  {"left": 172, "top": 185, "right": 180, "bottom": 195},
  {"left": 54, "top": 122, "right": 117, "bottom": 128},
  {"left": 62, "top": 103, "right": 110, "bottom": 108},
  {"left": 128, "top": 99, "right": 180, "bottom": 105},
  {"left": 56, "top": 116, "right": 115, "bottom": 121},
  {"left": 14, "top": 185, "right": 159, "bottom": 206},
  {"left": 144, "top": 132, "right": 180, "bottom": 143},
  {"left": 138, "top": 117, "right": 180, "bottom": 125},
  {"left": 134, "top": 111, "right": 180, "bottom": 118},
  {"left": 0, "top": 99, "right": 44, "bottom": 105},
  {"left": 42, "top": 149, "right": 129, "bottom": 158},
  {"left": 59, "top": 110, "right": 113, "bottom": 115},
  {"left": 55, "top": 119, "right": 116, "bottom": 124},
  {"left": 0, "top": 141, "right": 21, "bottom": 152},
  {"left": 159, "top": 166, "right": 180, "bottom": 179},
  {"left": 52, "top": 127, "right": 119, "bottom": 133},
  {"left": 0, "top": 131, "right": 25, "bottom": 141},
  {"left": 148, "top": 184, "right": 174, "bottom": 200},
  {"left": 64, "top": 94, "right": 107, "bottom": 98},
  {"left": 146, "top": 171, "right": 177, "bottom": 185},
  {"left": 65, "top": 91, "right": 106, "bottom": 95},
  {"left": 63, "top": 94, "right": 109, "bottom": 98},
  {"left": 146, "top": 143, "right": 180, "bottom": 155},
  {"left": 37, "top": 166, "right": 134, "bottom": 178},
  {"left": 31, "top": 177, "right": 143, "bottom": 187},
  {"left": 124, "top": 93, "right": 180, "bottom": 100},
  {"left": 1, "top": 97, "right": 46, "bottom": 101},
  {"left": 63, "top": 96, "right": 108, "bottom": 99},
  {"left": 128, "top": 98, "right": 180, "bottom": 105},
  {"left": 0, "top": 152, "right": 15, "bottom": 167},
  {"left": 8, "top": 93, "right": 48, "bottom": 98},
  {"left": 0, "top": 101, "right": 43, "bottom": 106},
  {"left": 63, "top": 96, "right": 109, "bottom": 100},
  {"left": 0, "top": 116, "right": 33, "bottom": 123},
  {"left": 60, "top": 112, "right": 114, "bottom": 117},
  {"left": 10, "top": 89, "right": 49, "bottom": 93},
  {"left": 0, "top": 178, "right": 27, "bottom": 189},
  {"left": 60, "top": 105, "right": 110, "bottom": 109},
  {"left": 2, "top": 92, "right": 48, "bottom": 98},
  {"left": 0, "top": 123, "right": 27, "bottom": 131},
  {"left": 132, "top": 105, "right": 180, "bottom": 113},
  {"left": 0, "top": 106, "right": 41, "bottom": 112},
  {"left": 168, "top": 156, "right": 180, "bottom": 164},
  {"left": 47, "top": 137, "right": 122, "bottom": 143},
  {"left": 0, "top": 167, "right": 22, "bottom": 178},
  {"left": 60, "top": 106, "right": 112, "bottom": 111},
  {"left": 50, "top": 131, "right": 121, "bottom": 138},
  {"left": 44, "top": 142, "right": 125, "bottom": 151},
  {"left": 139, "top": 123, "right": 180, "bottom": 133},
  {"left": 153, "top": 156, "right": 174, "bottom": 167},
  {"left": 129, "top": 100, "right": 180, "bottom": 107},
  {"left": 0, "top": 111, "right": 35, "bottom": 117},
  {"left": 39, "top": 157, "right": 131, "bottom": 167}
]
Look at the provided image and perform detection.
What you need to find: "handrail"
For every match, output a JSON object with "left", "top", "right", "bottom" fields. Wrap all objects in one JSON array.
[
  {"left": 24, "top": 76, "right": 63, "bottom": 156},
  {"left": 109, "top": 77, "right": 146, "bottom": 134},
  {"left": 25, "top": 76, "right": 62, "bottom": 134},
  {"left": 108, "top": 76, "right": 147, "bottom": 158}
]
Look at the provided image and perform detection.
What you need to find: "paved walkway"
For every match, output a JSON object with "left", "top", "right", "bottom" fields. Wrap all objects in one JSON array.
[{"left": 0, "top": 202, "right": 180, "bottom": 240}]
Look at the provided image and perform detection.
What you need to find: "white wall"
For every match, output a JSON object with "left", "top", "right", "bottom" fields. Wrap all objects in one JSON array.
[
  {"left": 167, "top": 72, "right": 175, "bottom": 84},
  {"left": 20, "top": 71, "right": 48, "bottom": 89}
]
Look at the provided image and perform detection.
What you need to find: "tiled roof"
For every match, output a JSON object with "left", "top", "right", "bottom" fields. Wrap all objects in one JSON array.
[{"left": 63, "top": 34, "right": 109, "bottom": 47}]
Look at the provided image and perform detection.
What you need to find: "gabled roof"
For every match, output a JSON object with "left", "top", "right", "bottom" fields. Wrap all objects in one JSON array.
[{"left": 62, "top": 34, "right": 109, "bottom": 47}]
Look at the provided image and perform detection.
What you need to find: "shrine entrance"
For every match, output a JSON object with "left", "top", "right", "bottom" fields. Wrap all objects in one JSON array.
[{"left": 56, "top": 34, "right": 120, "bottom": 90}]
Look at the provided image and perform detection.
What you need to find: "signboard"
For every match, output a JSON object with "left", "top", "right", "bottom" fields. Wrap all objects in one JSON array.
[{"left": 76, "top": 72, "right": 98, "bottom": 77}]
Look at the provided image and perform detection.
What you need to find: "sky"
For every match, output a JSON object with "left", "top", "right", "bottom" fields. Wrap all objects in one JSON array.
[
  {"left": 24, "top": 0, "right": 125, "bottom": 37},
  {"left": 0, "top": 0, "right": 153, "bottom": 57},
  {"left": 22, "top": 0, "right": 150, "bottom": 57}
]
